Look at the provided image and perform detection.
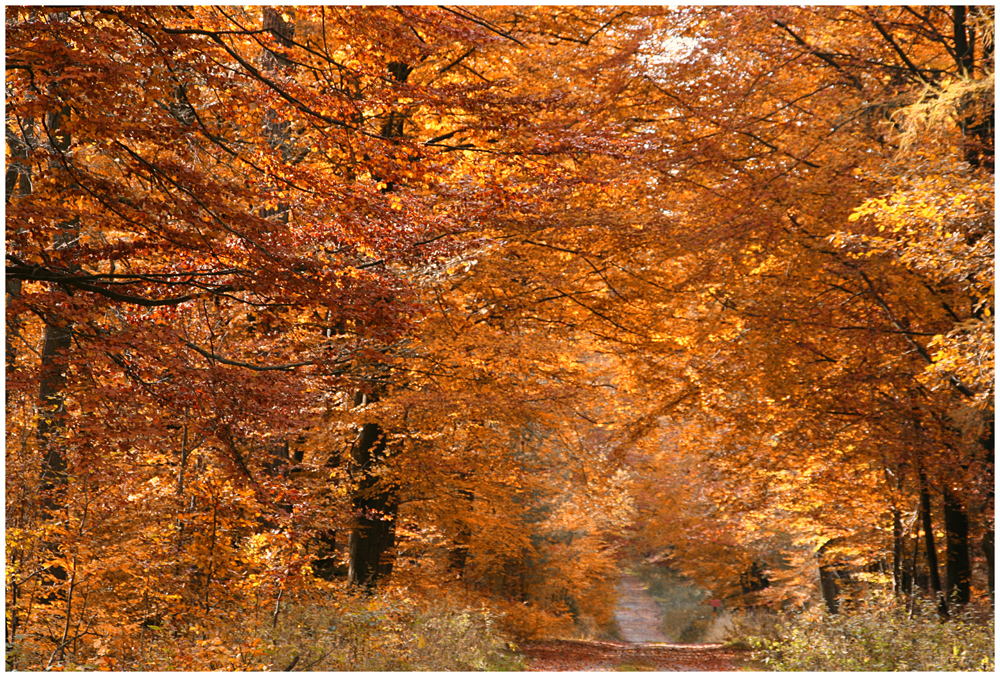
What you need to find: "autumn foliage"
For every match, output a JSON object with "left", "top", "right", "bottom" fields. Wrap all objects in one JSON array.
[{"left": 6, "top": 5, "right": 994, "bottom": 670}]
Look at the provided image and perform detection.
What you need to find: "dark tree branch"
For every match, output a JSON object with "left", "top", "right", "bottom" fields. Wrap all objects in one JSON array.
[
  {"left": 867, "top": 13, "right": 938, "bottom": 87},
  {"left": 773, "top": 19, "right": 864, "bottom": 90},
  {"left": 439, "top": 6, "right": 527, "bottom": 47},
  {"left": 183, "top": 341, "right": 314, "bottom": 371}
]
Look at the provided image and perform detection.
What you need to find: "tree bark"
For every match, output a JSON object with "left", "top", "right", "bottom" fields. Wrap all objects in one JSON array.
[
  {"left": 448, "top": 488, "right": 475, "bottom": 577},
  {"left": 6, "top": 120, "right": 34, "bottom": 371},
  {"left": 982, "top": 421, "right": 995, "bottom": 606},
  {"left": 892, "top": 506, "right": 904, "bottom": 597},
  {"left": 919, "top": 471, "right": 949, "bottom": 618},
  {"left": 817, "top": 540, "right": 842, "bottom": 614},
  {"left": 347, "top": 394, "right": 397, "bottom": 588},
  {"left": 905, "top": 518, "right": 920, "bottom": 600},
  {"left": 37, "top": 105, "right": 78, "bottom": 526},
  {"left": 943, "top": 488, "right": 971, "bottom": 607},
  {"left": 37, "top": 322, "right": 73, "bottom": 505},
  {"left": 984, "top": 527, "right": 995, "bottom": 608},
  {"left": 344, "top": 56, "right": 413, "bottom": 589},
  {"left": 952, "top": 6, "right": 994, "bottom": 170}
]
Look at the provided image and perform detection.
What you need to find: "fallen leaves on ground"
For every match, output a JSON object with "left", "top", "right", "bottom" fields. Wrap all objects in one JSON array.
[{"left": 519, "top": 638, "right": 752, "bottom": 671}]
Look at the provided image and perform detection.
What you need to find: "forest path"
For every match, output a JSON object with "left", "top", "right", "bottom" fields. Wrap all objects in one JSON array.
[
  {"left": 518, "top": 638, "right": 749, "bottom": 671},
  {"left": 518, "top": 573, "right": 750, "bottom": 670},
  {"left": 614, "top": 572, "right": 673, "bottom": 642}
]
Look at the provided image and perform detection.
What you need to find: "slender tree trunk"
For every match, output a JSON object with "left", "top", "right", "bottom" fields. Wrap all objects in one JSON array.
[
  {"left": 817, "top": 540, "right": 841, "bottom": 614},
  {"left": 943, "top": 489, "right": 971, "bottom": 607},
  {"left": 919, "top": 471, "right": 949, "bottom": 618},
  {"left": 36, "top": 251, "right": 78, "bottom": 592},
  {"left": 892, "top": 506, "right": 904, "bottom": 597},
  {"left": 953, "top": 6, "right": 994, "bottom": 170},
  {"left": 982, "top": 421, "right": 995, "bottom": 606},
  {"left": 6, "top": 120, "right": 34, "bottom": 371},
  {"left": 6, "top": 279, "right": 23, "bottom": 372},
  {"left": 448, "top": 488, "right": 475, "bottom": 577},
  {"left": 905, "top": 517, "right": 921, "bottom": 613},
  {"left": 38, "top": 322, "right": 73, "bottom": 509},
  {"left": 984, "top": 528, "right": 995, "bottom": 608}
]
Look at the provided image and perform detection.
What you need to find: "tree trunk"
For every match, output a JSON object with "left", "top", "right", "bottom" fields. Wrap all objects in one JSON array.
[
  {"left": 347, "top": 398, "right": 397, "bottom": 588},
  {"left": 817, "top": 540, "right": 841, "bottom": 614},
  {"left": 312, "top": 529, "right": 347, "bottom": 581},
  {"left": 448, "top": 488, "right": 475, "bottom": 577},
  {"left": 943, "top": 489, "right": 971, "bottom": 607},
  {"left": 892, "top": 506, "right": 904, "bottom": 597},
  {"left": 344, "top": 56, "right": 412, "bottom": 589},
  {"left": 905, "top": 519, "right": 920, "bottom": 600},
  {"left": 919, "top": 471, "right": 949, "bottom": 618},
  {"left": 37, "top": 322, "right": 73, "bottom": 504},
  {"left": 952, "top": 6, "right": 994, "bottom": 170},
  {"left": 984, "top": 528, "right": 995, "bottom": 608},
  {"left": 7, "top": 278, "right": 23, "bottom": 372},
  {"left": 982, "top": 421, "right": 995, "bottom": 606},
  {"left": 6, "top": 120, "right": 34, "bottom": 371},
  {"left": 37, "top": 105, "right": 77, "bottom": 526},
  {"left": 36, "top": 236, "right": 77, "bottom": 589}
]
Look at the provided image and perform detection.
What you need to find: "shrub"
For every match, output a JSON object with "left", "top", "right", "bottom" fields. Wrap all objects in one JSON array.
[
  {"left": 113, "top": 585, "right": 523, "bottom": 671},
  {"left": 262, "top": 587, "right": 522, "bottom": 671},
  {"left": 745, "top": 596, "right": 994, "bottom": 672}
]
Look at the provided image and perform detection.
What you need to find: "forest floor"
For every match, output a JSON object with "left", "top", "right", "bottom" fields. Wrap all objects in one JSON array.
[
  {"left": 518, "top": 639, "right": 753, "bottom": 671},
  {"left": 518, "top": 574, "right": 753, "bottom": 671}
]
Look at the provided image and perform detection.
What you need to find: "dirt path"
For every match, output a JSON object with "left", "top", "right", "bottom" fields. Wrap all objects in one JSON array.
[
  {"left": 615, "top": 573, "right": 672, "bottom": 643},
  {"left": 519, "top": 639, "right": 750, "bottom": 671},
  {"left": 518, "top": 574, "right": 750, "bottom": 671}
]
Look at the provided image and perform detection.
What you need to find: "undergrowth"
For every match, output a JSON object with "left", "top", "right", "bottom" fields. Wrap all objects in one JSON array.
[
  {"left": 732, "top": 595, "right": 994, "bottom": 672},
  {"left": 18, "top": 585, "right": 526, "bottom": 671},
  {"left": 260, "top": 587, "right": 523, "bottom": 671}
]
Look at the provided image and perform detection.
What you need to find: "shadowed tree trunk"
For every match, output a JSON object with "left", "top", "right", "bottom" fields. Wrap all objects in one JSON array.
[
  {"left": 983, "top": 422, "right": 995, "bottom": 606},
  {"left": 953, "top": 5, "right": 994, "bottom": 170},
  {"left": 37, "top": 321, "right": 73, "bottom": 516},
  {"left": 448, "top": 488, "right": 475, "bottom": 577},
  {"left": 6, "top": 119, "right": 35, "bottom": 372},
  {"left": 905, "top": 519, "right": 920, "bottom": 600},
  {"left": 36, "top": 105, "right": 77, "bottom": 519},
  {"left": 344, "top": 56, "right": 412, "bottom": 589},
  {"left": 985, "top": 526, "right": 995, "bottom": 608},
  {"left": 892, "top": 506, "right": 904, "bottom": 597},
  {"left": 347, "top": 391, "right": 397, "bottom": 588},
  {"left": 919, "top": 470, "right": 949, "bottom": 618},
  {"left": 33, "top": 100, "right": 79, "bottom": 597},
  {"left": 817, "top": 540, "right": 843, "bottom": 614},
  {"left": 943, "top": 488, "right": 971, "bottom": 607}
]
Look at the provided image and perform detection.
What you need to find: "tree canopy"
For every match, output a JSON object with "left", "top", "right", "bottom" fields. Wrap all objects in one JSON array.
[{"left": 6, "top": 5, "right": 993, "bottom": 670}]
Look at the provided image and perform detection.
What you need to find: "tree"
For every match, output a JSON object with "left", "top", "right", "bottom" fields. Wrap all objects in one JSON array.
[
  {"left": 6, "top": 6, "right": 657, "bottom": 665},
  {"left": 609, "top": 5, "right": 993, "bottom": 610}
]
